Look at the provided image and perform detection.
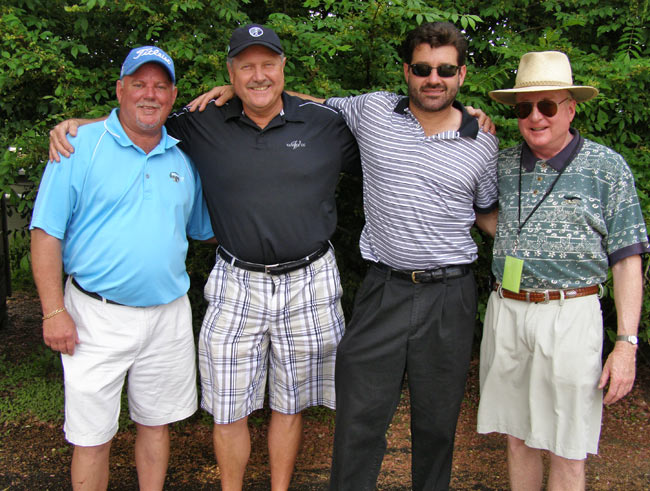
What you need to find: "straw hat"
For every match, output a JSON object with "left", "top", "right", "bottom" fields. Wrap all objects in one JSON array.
[{"left": 489, "top": 51, "right": 598, "bottom": 105}]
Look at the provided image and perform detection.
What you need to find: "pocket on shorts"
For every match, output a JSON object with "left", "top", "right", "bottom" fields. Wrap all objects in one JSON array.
[{"left": 203, "top": 257, "right": 228, "bottom": 303}]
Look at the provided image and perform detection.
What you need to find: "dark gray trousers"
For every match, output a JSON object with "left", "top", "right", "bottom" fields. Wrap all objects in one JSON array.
[{"left": 329, "top": 264, "right": 477, "bottom": 491}]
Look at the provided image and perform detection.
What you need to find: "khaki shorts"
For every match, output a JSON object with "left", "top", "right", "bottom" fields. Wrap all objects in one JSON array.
[
  {"left": 477, "top": 291, "right": 603, "bottom": 460},
  {"left": 63, "top": 280, "right": 197, "bottom": 446}
]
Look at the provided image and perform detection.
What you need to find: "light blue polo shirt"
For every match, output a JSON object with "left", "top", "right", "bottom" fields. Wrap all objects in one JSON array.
[{"left": 31, "top": 108, "right": 213, "bottom": 306}]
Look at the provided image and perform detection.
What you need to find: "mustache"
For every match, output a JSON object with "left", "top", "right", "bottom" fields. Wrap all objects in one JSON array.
[
  {"left": 136, "top": 101, "right": 162, "bottom": 109},
  {"left": 420, "top": 84, "right": 446, "bottom": 90}
]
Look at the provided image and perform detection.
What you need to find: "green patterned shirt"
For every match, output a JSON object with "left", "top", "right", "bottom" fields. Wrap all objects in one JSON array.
[{"left": 492, "top": 132, "right": 649, "bottom": 289}]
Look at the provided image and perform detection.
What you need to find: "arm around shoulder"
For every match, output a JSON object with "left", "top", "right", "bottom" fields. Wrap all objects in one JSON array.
[{"left": 49, "top": 116, "right": 107, "bottom": 163}]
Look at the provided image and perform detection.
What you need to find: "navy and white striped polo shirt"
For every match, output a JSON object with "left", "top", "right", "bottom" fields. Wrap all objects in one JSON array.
[{"left": 327, "top": 92, "right": 498, "bottom": 270}]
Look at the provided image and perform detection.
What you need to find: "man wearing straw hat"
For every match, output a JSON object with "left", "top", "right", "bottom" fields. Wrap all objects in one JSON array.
[{"left": 477, "top": 51, "right": 649, "bottom": 489}]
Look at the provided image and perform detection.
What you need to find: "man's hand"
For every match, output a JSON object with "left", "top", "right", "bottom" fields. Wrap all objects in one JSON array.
[
  {"left": 43, "top": 310, "right": 80, "bottom": 355},
  {"left": 186, "top": 85, "right": 235, "bottom": 112},
  {"left": 49, "top": 119, "right": 81, "bottom": 163},
  {"left": 599, "top": 342, "right": 637, "bottom": 404},
  {"left": 465, "top": 106, "right": 496, "bottom": 135}
]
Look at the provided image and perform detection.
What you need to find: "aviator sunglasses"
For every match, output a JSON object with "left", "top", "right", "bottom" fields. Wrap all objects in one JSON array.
[
  {"left": 514, "top": 97, "right": 570, "bottom": 119},
  {"left": 408, "top": 63, "right": 460, "bottom": 78}
]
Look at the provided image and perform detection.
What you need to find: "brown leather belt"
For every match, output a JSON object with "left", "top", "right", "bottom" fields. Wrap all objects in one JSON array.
[{"left": 494, "top": 284, "right": 601, "bottom": 303}]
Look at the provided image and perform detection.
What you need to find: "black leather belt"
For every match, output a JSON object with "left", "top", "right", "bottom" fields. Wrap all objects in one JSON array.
[
  {"left": 71, "top": 277, "right": 123, "bottom": 305},
  {"left": 375, "top": 263, "right": 470, "bottom": 283},
  {"left": 218, "top": 244, "right": 330, "bottom": 275}
]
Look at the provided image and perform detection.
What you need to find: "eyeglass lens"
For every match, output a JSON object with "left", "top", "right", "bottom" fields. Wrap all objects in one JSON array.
[
  {"left": 409, "top": 63, "right": 459, "bottom": 78},
  {"left": 515, "top": 98, "right": 569, "bottom": 119}
]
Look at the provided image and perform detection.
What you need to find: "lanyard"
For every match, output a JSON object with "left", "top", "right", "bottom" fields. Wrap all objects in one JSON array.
[{"left": 516, "top": 141, "right": 581, "bottom": 235}]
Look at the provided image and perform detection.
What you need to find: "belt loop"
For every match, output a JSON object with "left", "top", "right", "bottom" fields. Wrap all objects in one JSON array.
[
  {"left": 559, "top": 289, "right": 565, "bottom": 306},
  {"left": 598, "top": 284, "right": 604, "bottom": 299},
  {"left": 497, "top": 284, "right": 504, "bottom": 299},
  {"left": 385, "top": 266, "right": 392, "bottom": 281}
]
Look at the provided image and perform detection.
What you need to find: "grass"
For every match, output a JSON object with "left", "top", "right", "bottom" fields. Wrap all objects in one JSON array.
[
  {"left": 0, "top": 349, "right": 64, "bottom": 423},
  {"left": 0, "top": 348, "right": 133, "bottom": 428}
]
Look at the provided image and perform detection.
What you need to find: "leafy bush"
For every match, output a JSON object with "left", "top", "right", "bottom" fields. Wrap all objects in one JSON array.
[{"left": 1, "top": 0, "right": 648, "bottom": 347}]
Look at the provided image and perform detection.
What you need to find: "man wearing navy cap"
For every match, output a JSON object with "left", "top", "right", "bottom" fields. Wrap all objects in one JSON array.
[
  {"left": 32, "top": 46, "right": 213, "bottom": 490},
  {"left": 49, "top": 26, "right": 360, "bottom": 490}
]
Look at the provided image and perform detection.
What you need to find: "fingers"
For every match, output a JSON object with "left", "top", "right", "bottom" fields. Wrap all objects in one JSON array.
[
  {"left": 48, "top": 121, "right": 78, "bottom": 162},
  {"left": 603, "top": 382, "right": 629, "bottom": 405},
  {"left": 603, "top": 375, "right": 635, "bottom": 405},
  {"left": 483, "top": 120, "right": 496, "bottom": 135},
  {"left": 42, "top": 313, "right": 79, "bottom": 355},
  {"left": 185, "top": 95, "right": 202, "bottom": 112},
  {"left": 599, "top": 350, "right": 636, "bottom": 405}
]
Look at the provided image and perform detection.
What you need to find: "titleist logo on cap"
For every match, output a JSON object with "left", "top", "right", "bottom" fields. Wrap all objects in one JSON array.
[{"left": 131, "top": 47, "right": 173, "bottom": 67}]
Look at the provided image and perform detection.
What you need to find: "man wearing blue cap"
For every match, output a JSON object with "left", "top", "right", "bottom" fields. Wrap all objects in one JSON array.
[
  {"left": 48, "top": 25, "right": 360, "bottom": 491},
  {"left": 31, "top": 46, "right": 213, "bottom": 490}
]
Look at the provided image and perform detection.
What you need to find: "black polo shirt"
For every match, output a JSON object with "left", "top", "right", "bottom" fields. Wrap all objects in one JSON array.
[{"left": 165, "top": 93, "right": 360, "bottom": 264}]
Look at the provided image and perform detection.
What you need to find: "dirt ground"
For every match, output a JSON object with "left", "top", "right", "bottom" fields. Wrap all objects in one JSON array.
[{"left": 1, "top": 292, "right": 649, "bottom": 490}]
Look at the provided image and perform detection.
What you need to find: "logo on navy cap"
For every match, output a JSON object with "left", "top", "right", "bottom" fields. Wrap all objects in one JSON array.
[{"left": 249, "top": 26, "right": 264, "bottom": 37}]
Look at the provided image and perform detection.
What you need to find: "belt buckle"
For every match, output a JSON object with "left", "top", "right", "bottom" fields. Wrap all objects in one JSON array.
[
  {"left": 265, "top": 263, "right": 280, "bottom": 274},
  {"left": 541, "top": 290, "right": 550, "bottom": 304},
  {"left": 411, "top": 270, "right": 424, "bottom": 283}
]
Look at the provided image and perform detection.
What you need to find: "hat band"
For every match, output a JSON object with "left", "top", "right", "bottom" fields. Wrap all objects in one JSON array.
[{"left": 515, "top": 80, "right": 572, "bottom": 88}]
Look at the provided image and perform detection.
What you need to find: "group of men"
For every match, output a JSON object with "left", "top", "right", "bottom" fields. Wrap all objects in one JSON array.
[{"left": 35, "top": 18, "right": 646, "bottom": 491}]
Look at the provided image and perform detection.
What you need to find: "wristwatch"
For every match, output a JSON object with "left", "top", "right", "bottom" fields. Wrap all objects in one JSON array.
[{"left": 616, "top": 335, "right": 638, "bottom": 345}]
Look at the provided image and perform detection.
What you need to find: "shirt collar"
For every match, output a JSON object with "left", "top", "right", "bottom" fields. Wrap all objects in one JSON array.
[
  {"left": 106, "top": 108, "right": 179, "bottom": 153},
  {"left": 223, "top": 92, "right": 304, "bottom": 127},
  {"left": 393, "top": 97, "right": 479, "bottom": 139},
  {"left": 521, "top": 128, "right": 583, "bottom": 172}
]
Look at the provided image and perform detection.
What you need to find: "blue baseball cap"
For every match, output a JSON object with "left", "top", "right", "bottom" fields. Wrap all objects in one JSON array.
[{"left": 120, "top": 46, "right": 175, "bottom": 84}]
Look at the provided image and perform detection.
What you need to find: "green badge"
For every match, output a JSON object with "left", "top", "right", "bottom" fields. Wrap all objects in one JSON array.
[{"left": 502, "top": 256, "right": 524, "bottom": 293}]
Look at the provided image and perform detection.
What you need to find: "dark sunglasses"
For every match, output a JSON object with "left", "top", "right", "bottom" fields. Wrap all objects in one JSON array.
[
  {"left": 514, "top": 98, "right": 570, "bottom": 119},
  {"left": 408, "top": 63, "right": 460, "bottom": 78}
]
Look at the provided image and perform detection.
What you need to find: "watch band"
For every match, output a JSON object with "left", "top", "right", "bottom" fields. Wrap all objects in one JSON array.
[{"left": 616, "top": 335, "right": 638, "bottom": 345}]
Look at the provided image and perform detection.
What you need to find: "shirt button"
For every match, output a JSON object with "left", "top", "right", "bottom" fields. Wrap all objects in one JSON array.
[
  {"left": 537, "top": 176, "right": 543, "bottom": 181},
  {"left": 145, "top": 174, "right": 150, "bottom": 179},
  {"left": 533, "top": 189, "right": 539, "bottom": 195}
]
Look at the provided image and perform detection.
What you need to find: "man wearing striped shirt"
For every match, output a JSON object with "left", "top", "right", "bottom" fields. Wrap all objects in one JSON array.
[
  {"left": 192, "top": 21, "right": 497, "bottom": 490},
  {"left": 322, "top": 22, "right": 498, "bottom": 490}
]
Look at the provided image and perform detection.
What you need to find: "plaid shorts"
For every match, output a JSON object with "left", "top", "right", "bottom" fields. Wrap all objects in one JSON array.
[{"left": 198, "top": 248, "right": 344, "bottom": 424}]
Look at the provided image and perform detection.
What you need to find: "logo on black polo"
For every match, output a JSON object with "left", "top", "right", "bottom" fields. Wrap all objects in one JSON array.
[{"left": 286, "top": 140, "right": 306, "bottom": 150}]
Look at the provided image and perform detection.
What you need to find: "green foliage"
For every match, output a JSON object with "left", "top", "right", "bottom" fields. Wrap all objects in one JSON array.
[
  {"left": 1, "top": 0, "right": 648, "bottom": 350},
  {"left": 0, "top": 348, "right": 136, "bottom": 427},
  {"left": 0, "top": 349, "right": 64, "bottom": 423}
]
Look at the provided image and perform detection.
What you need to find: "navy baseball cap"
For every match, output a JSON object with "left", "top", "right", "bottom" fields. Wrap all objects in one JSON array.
[
  {"left": 227, "top": 24, "right": 284, "bottom": 58},
  {"left": 120, "top": 46, "right": 175, "bottom": 84}
]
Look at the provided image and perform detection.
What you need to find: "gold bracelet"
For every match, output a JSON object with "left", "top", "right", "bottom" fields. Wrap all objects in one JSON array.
[{"left": 42, "top": 307, "right": 66, "bottom": 320}]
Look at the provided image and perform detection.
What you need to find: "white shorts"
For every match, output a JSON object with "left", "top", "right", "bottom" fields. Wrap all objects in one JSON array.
[
  {"left": 62, "top": 279, "right": 198, "bottom": 446},
  {"left": 477, "top": 291, "right": 603, "bottom": 460}
]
